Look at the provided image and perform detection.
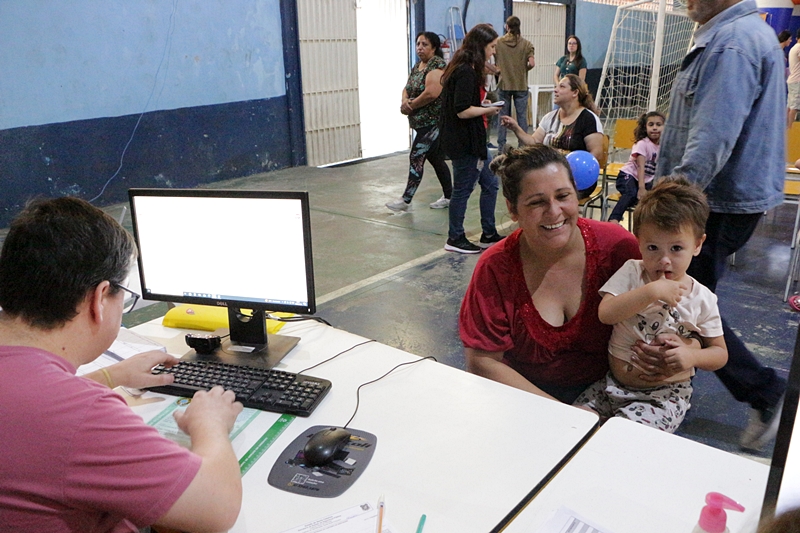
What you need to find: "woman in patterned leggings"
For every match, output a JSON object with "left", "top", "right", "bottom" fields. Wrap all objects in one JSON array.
[{"left": 386, "top": 32, "right": 452, "bottom": 212}]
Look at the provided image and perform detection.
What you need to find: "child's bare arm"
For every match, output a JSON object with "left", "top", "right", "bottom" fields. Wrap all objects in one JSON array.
[
  {"left": 636, "top": 154, "right": 648, "bottom": 200},
  {"left": 598, "top": 276, "right": 690, "bottom": 325}
]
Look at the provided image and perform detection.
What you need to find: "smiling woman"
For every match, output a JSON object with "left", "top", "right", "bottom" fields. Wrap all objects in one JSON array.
[
  {"left": 458, "top": 145, "right": 640, "bottom": 403},
  {"left": 500, "top": 75, "right": 603, "bottom": 199}
]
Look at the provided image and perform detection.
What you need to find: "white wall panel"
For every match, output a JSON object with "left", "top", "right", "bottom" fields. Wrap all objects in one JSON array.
[
  {"left": 298, "top": 0, "right": 361, "bottom": 166},
  {"left": 356, "top": 0, "right": 409, "bottom": 159},
  {"left": 515, "top": 0, "right": 567, "bottom": 86}
]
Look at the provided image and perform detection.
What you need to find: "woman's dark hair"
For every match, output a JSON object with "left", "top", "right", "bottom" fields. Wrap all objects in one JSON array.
[
  {"left": 566, "top": 35, "right": 583, "bottom": 64},
  {"left": 490, "top": 145, "right": 576, "bottom": 214},
  {"left": 563, "top": 74, "right": 597, "bottom": 114},
  {"left": 506, "top": 16, "right": 521, "bottom": 36},
  {"left": 778, "top": 30, "right": 791, "bottom": 44},
  {"left": 417, "top": 31, "right": 443, "bottom": 58},
  {"left": 442, "top": 23, "right": 498, "bottom": 86},
  {"left": 0, "top": 196, "right": 136, "bottom": 329},
  {"left": 633, "top": 111, "right": 666, "bottom": 142}
]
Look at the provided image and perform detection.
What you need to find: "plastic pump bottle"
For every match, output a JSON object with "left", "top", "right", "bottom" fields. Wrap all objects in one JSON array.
[{"left": 692, "top": 492, "right": 745, "bottom": 533}]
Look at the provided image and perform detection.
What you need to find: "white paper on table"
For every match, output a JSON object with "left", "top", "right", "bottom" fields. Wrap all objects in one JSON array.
[
  {"left": 76, "top": 327, "right": 166, "bottom": 376},
  {"left": 536, "top": 506, "right": 613, "bottom": 533},
  {"left": 278, "top": 502, "right": 399, "bottom": 533},
  {"left": 107, "top": 327, "right": 167, "bottom": 359},
  {"left": 148, "top": 401, "right": 260, "bottom": 448}
]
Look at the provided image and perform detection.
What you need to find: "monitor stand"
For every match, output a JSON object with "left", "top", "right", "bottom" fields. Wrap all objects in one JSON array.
[{"left": 183, "top": 308, "right": 300, "bottom": 370}]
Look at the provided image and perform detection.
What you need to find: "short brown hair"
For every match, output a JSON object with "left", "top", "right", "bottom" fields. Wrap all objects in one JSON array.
[
  {"left": 506, "top": 16, "right": 521, "bottom": 36},
  {"left": 632, "top": 176, "right": 709, "bottom": 239},
  {"left": 0, "top": 197, "right": 136, "bottom": 329}
]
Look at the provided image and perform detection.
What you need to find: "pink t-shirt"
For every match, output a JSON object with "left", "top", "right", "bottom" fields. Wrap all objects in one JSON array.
[
  {"left": 619, "top": 137, "right": 659, "bottom": 183},
  {"left": 0, "top": 345, "right": 202, "bottom": 532}
]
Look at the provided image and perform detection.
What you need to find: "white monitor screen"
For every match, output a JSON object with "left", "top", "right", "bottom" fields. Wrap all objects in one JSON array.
[{"left": 129, "top": 189, "right": 315, "bottom": 314}]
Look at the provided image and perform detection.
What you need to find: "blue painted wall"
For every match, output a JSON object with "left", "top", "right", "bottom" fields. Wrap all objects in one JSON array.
[
  {"left": 575, "top": 0, "right": 617, "bottom": 96},
  {"left": 0, "top": 0, "right": 298, "bottom": 227},
  {"left": 422, "top": 0, "right": 504, "bottom": 44}
]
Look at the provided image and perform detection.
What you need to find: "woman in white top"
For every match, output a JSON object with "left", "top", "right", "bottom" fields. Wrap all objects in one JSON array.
[{"left": 501, "top": 74, "right": 604, "bottom": 198}]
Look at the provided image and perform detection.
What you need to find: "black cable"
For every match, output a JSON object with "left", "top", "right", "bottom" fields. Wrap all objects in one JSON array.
[
  {"left": 296, "top": 339, "right": 376, "bottom": 376},
  {"left": 342, "top": 355, "right": 437, "bottom": 429},
  {"left": 90, "top": 0, "right": 179, "bottom": 203},
  {"left": 267, "top": 313, "right": 332, "bottom": 327}
]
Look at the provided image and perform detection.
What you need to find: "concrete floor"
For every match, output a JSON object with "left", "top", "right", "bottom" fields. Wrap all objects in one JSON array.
[{"left": 6, "top": 150, "right": 798, "bottom": 460}]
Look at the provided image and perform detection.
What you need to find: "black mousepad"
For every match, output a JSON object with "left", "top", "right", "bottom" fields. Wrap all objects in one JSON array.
[{"left": 268, "top": 425, "right": 377, "bottom": 498}]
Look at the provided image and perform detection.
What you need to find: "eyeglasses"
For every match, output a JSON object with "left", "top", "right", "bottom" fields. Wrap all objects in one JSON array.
[{"left": 111, "top": 282, "right": 141, "bottom": 314}]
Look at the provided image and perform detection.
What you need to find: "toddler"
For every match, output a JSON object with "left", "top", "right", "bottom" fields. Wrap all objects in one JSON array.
[{"left": 574, "top": 177, "right": 728, "bottom": 432}]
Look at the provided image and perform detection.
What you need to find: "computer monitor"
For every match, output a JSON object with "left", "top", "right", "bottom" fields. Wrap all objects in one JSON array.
[
  {"left": 762, "top": 323, "right": 800, "bottom": 520},
  {"left": 128, "top": 188, "right": 315, "bottom": 368}
]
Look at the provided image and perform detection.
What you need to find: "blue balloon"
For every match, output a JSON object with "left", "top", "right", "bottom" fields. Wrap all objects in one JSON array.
[{"left": 566, "top": 150, "right": 600, "bottom": 191}]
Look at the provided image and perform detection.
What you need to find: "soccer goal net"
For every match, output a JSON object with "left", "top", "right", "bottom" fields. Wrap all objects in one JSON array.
[{"left": 596, "top": 0, "right": 695, "bottom": 134}]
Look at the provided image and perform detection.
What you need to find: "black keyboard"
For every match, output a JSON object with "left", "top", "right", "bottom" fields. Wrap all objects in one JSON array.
[{"left": 147, "top": 360, "right": 332, "bottom": 417}]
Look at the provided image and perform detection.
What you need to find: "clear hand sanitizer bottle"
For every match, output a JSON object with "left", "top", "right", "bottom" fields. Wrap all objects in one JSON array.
[{"left": 692, "top": 492, "right": 745, "bottom": 533}]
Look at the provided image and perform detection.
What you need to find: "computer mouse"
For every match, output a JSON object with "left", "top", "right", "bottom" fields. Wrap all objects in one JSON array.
[{"left": 303, "top": 427, "right": 352, "bottom": 467}]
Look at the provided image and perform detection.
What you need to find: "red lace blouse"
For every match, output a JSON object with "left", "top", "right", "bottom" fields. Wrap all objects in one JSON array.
[{"left": 459, "top": 218, "right": 640, "bottom": 388}]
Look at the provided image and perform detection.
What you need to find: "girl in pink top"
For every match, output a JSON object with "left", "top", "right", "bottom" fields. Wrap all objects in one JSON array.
[{"left": 607, "top": 111, "right": 665, "bottom": 224}]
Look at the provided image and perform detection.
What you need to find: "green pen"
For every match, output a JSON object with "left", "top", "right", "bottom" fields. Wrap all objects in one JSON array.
[{"left": 416, "top": 514, "right": 426, "bottom": 533}]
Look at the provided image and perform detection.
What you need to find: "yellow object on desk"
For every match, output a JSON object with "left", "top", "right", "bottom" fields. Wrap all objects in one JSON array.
[{"left": 161, "top": 304, "right": 290, "bottom": 334}]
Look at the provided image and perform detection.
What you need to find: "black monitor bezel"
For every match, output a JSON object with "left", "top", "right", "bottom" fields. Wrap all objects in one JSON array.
[
  {"left": 128, "top": 188, "right": 316, "bottom": 316},
  {"left": 761, "top": 322, "right": 800, "bottom": 520}
]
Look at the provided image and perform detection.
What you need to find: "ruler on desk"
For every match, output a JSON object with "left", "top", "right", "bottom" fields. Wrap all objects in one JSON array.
[{"left": 239, "top": 414, "right": 295, "bottom": 476}]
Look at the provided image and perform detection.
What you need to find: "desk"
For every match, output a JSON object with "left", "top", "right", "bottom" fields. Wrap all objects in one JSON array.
[
  {"left": 131, "top": 319, "right": 600, "bottom": 533},
  {"left": 502, "top": 417, "right": 769, "bottom": 533}
]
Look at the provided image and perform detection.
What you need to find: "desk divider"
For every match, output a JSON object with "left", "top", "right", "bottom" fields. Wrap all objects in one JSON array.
[{"left": 491, "top": 419, "right": 601, "bottom": 533}]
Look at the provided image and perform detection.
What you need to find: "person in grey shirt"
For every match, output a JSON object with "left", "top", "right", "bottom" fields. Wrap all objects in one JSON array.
[
  {"left": 494, "top": 15, "right": 535, "bottom": 152},
  {"left": 649, "top": 0, "right": 787, "bottom": 451}
]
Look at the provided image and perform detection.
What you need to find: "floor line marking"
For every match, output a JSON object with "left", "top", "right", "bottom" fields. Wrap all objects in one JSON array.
[{"left": 317, "top": 219, "right": 518, "bottom": 305}]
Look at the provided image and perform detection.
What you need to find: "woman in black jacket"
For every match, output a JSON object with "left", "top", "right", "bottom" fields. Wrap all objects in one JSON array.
[{"left": 440, "top": 23, "right": 503, "bottom": 254}]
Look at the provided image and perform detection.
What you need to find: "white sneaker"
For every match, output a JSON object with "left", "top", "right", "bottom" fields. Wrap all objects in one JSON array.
[
  {"left": 386, "top": 198, "right": 409, "bottom": 211},
  {"left": 740, "top": 395, "right": 784, "bottom": 451},
  {"left": 429, "top": 196, "right": 450, "bottom": 209}
]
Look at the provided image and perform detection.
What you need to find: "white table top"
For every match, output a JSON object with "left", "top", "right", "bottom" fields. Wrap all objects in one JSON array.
[
  {"left": 501, "top": 417, "right": 769, "bottom": 533},
  {"left": 131, "top": 319, "right": 600, "bottom": 533}
]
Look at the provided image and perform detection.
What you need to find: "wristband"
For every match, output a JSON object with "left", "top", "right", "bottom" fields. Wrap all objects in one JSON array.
[{"left": 101, "top": 367, "right": 115, "bottom": 389}]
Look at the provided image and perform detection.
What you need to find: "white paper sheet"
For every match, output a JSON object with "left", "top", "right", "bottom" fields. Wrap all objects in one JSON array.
[
  {"left": 536, "top": 507, "right": 613, "bottom": 533},
  {"left": 278, "top": 502, "right": 399, "bottom": 533},
  {"left": 147, "top": 399, "right": 260, "bottom": 448},
  {"left": 77, "top": 327, "right": 166, "bottom": 376}
]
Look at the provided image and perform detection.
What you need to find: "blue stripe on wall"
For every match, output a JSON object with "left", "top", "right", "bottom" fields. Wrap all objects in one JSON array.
[{"left": 0, "top": 96, "right": 292, "bottom": 227}]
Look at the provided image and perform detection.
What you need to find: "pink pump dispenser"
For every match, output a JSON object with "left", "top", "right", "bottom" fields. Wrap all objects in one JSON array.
[{"left": 692, "top": 492, "right": 745, "bottom": 533}]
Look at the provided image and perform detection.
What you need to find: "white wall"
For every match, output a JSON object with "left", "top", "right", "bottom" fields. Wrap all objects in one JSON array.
[{"left": 356, "top": 0, "right": 410, "bottom": 159}]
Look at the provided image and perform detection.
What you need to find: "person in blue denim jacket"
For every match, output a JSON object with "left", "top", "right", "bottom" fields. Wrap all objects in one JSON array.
[{"left": 651, "top": 0, "right": 787, "bottom": 451}]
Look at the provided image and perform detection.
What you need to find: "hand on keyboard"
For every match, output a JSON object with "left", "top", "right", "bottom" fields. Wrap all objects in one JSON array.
[
  {"left": 148, "top": 360, "right": 332, "bottom": 417},
  {"left": 101, "top": 351, "right": 182, "bottom": 389},
  {"left": 173, "top": 386, "right": 243, "bottom": 436}
]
